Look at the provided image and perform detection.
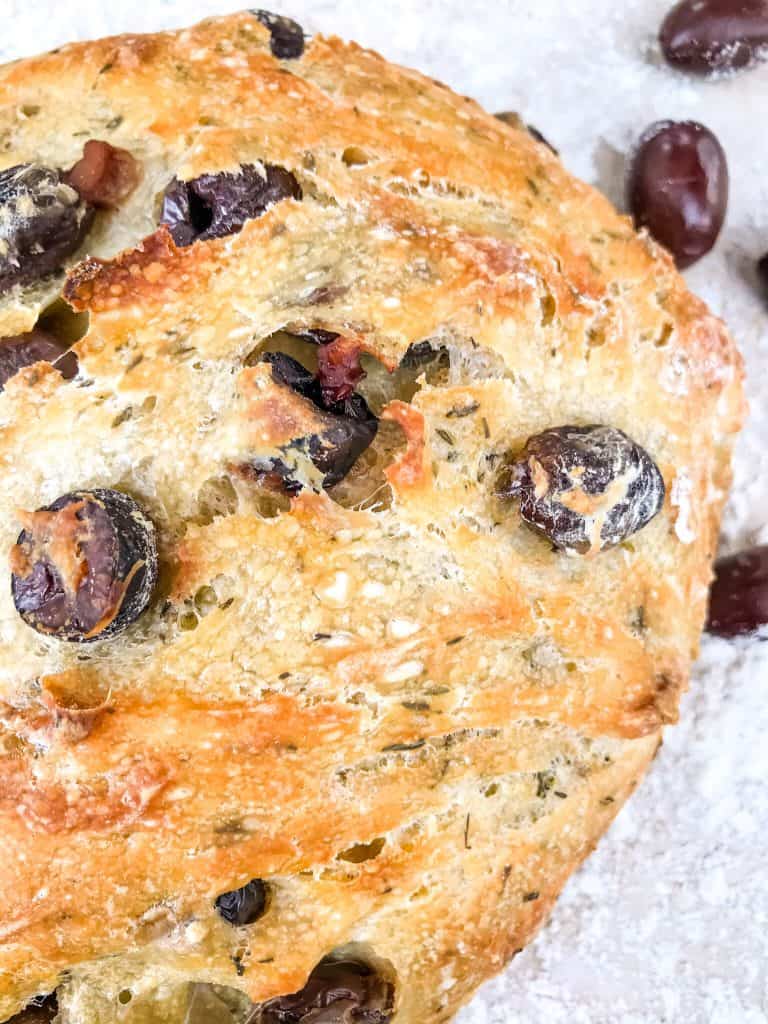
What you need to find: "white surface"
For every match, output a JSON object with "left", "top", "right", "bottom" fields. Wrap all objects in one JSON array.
[{"left": 2, "top": 1, "right": 767, "bottom": 1021}]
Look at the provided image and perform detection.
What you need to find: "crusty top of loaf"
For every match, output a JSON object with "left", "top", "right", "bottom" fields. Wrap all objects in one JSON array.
[{"left": 0, "top": 12, "right": 744, "bottom": 1024}]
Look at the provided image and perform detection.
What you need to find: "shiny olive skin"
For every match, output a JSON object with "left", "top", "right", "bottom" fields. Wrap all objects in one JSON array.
[
  {"left": 628, "top": 120, "right": 728, "bottom": 269},
  {"left": 161, "top": 164, "right": 301, "bottom": 247},
  {"left": 258, "top": 957, "right": 394, "bottom": 1023},
  {"left": 214, "top": 879, "right": 268, "bottom": 926},
  {"left": 706, "top": 545, "right": 768, "bottom": 637},
  {"left": 660, "top": 0, "right": 768, "bottom": 76}
]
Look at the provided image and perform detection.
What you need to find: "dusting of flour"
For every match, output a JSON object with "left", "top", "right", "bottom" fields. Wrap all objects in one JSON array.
[{"left": 3, "top": 1, "right": 767, "bottom": 1021}]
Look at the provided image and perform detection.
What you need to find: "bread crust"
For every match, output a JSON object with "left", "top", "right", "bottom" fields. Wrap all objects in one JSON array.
[{"left": 0, "top": 13, "right": 744, "bottom": 1023}]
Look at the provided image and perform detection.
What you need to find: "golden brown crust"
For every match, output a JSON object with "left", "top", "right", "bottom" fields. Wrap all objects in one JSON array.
[{"left": 0, "top": 12, "right": 744, "bottom": 1023}]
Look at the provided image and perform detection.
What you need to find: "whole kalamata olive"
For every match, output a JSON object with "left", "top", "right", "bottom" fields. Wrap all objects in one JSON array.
[
  {"left": 496, "top": 425, "right": 666, "bottom": 554},
  {"left": 258, "top": 957, "right": 394, "bottom": 1023},
  {"left": 11, "top": 489, "right": 158, "bottom": 642},
  {"left": 161, "top": 164, "right": 301, "bottom": 247},
  {"left": 706, "top": 545, "right": 768, "bottom": 637},
  {"left": 215, "top": 879, "right": 268, "bottom": 926},
  {"left": 660, "top": 0, "right": 768, "bottom": 76},
  {"left": 628, "top": 121, "right": 728, "bottom": 269},
  {"left": 0, "top": 163, "right": 93, "bottom": 294},
  {"left": 0, "top": 329, "right": 77, "bottom": 391}
]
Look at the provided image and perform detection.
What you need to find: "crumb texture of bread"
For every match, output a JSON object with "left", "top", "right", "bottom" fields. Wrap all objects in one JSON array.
[{"left": 0, "top": 12, "right": 744, "bottom": 1024}]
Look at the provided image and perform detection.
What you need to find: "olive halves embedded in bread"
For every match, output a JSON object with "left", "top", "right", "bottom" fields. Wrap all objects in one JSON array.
[
  {"left": 10, "top": 488, "right": 158, "bottom": 642},
  {"left": 0, "top": 329, "right": 77, "bottom": 391},
  {"left": 0, "top": 163, "right": 94, "bottom": 294},
  {"left": 258, "top": 351, "right": 378, "bottom": 490},
  {"left": 257, "top": 956, "right": 394, "bottom": 1023},
  {"left": 161, "top": 164, "right": 302, "bottom": 247},
  {"left": 253, "top": 10, "right": 306, "bottom": 59},
  {"left": 496, "top": 425, "right": 665, "bottom": 554},
  {"left": 215, "top": 878, "right": 268, "bottom": 926}
]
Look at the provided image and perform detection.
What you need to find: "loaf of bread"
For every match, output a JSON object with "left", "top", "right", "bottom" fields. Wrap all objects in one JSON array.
[{"left": 0, "top": 11, "right": 744, "bottom": 1023}]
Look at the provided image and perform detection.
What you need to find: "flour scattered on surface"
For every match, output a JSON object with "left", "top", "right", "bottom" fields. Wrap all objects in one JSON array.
[
  {"left": 671, "top": 470, "right": 697, "bottom": 544},
  {"left": 3, "top": 2, "right": 767, "bottom": 1022}
]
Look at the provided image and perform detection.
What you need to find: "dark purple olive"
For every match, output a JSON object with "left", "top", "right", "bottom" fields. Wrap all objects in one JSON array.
[
  {"left": 628, "top": 121, "right": 728, "bottom": 269},
  {"left": 660, "top": 0, "right": 768, "bottom": 76},
  {"left": 257, "top": 352, "right": 378, "bottom": 491},
  {"left": 11, "top": 489, "right": 158, "bottom": 642},
  {"left": 253, "top": 10, "right": 306, "bottom": 59},
  {"left": 496, "top": 425, "right": 666, "bottom": 554},
  {"left": 215, "top": 879, "right": 268, "bottom": 926},
  {"left": 258, "top": 957, "right": 394, "bottom": 1023},
  {"left": 263, "top": 350, "right": 319, "bottom": 400},
  {"left": 757, "top": 251, "right": 768, "bottom": 299},
  {"left": 161, "top": 164, "right": 301, "bottom": 247},
  {"left": 706, "top": 545, "right": 768, "bottom": 637},
  {"left": 0, "top": 329, "right": 77, "bottom": 391},
  {"left": 0, "top": 163, "right": 94, "bottom": 294},
  {"left": 307, "top": 392, "right": 378, "bottom": 486}
]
